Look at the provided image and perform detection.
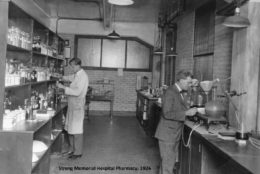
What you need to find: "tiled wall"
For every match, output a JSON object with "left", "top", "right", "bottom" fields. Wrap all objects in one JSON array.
[{"left": 86, "top": 70, "right": 152, "bottom": 112}]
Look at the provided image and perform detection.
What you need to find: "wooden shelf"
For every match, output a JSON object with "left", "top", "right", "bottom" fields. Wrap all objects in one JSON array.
[
  {"left": 31, "top": 80, "right": 55, "bottom": 85},
  {"left": 5, "top": 80, "right": 56, "bottom": 89},
  {"left": 47, "top": 55, "right": 64, "bottom": 61},
  {"left": 32, "top": 51, "right": 47, "bottom": 57},
  {"left": 0, "top": 2, "right": 66, "bottom": 174},
  {"left": 33, "top": 52, "right": 64, "bottom": 61},
  {"left": 5, "top": 83, "right": 30, "bottom": 89},
  {"left": 7, "top": 44, "right": 31, "bottom": 52}
]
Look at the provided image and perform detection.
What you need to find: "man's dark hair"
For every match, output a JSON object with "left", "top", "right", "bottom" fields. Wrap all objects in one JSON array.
[
  {"left": 176, "top": 70, "right": 192, "bottom": 82},
  {"left": 69, "top": 57, "right": 82, "bottom": 66}
]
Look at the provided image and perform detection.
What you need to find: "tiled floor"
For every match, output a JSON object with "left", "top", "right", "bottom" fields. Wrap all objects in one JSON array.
[{"left": 50, "top": 116, "right": 160, "bottom": 174}]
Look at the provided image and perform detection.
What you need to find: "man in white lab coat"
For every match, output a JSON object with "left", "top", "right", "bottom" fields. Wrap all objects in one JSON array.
[{"left": 57, "top": 57, "right": 89, "bottom": 160}]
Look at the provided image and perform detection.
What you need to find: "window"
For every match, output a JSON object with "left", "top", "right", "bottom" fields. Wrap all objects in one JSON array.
[
  {"left": 77, "top": 38, "right": 101, "bottom": 67},
  {"left": 75, "top": 35, "right": 152, "bottom": 71},
  {"left": 126, "top": 40, "right": 150, "bottom": 69},
  {"left": 194, "top": 1, "right": 215, "bottom": 56},
  {"left": 102, "top": 39, "right": 125, "bottom": 68},
  {"left": 193, "top": 1, "right": 215, "bottom": 80}
]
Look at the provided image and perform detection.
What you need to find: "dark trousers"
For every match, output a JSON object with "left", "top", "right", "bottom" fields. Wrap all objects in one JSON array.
[
  {"left": 67, "top": 133, "right": 83, "bottom": 155},
  {"left": 158, "top": 140, "right": 179, "bottom": 174}
]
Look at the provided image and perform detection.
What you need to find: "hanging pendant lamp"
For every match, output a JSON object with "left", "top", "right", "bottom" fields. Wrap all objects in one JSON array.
[
  {"left": 107, "top": 30, "right": 120, "bottom": 39},
  {"left": 107, "top": 4, "right": 120, "bottom": 39},
  {"left": 223, "top": 7, "right": 250, "bottom": 28},
  {"left": 108, "top": 0, "right": 134, "bottom": 6}
]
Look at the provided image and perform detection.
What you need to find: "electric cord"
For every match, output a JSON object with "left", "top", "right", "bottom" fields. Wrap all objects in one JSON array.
[{"left": 182, "top": 123, "right": 203, "bottom": 148}]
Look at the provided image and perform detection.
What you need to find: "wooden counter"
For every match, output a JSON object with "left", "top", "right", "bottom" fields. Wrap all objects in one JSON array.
[
  {"left": 0, "top": 102, "right": 67, "bottom": 174},
  {"left": 136, "top": 90, "right": 159, "bottom": 101},
  {"left": 182, "top": 123, "right": 260, "bottom": 174},
  {"left": 201, "top": 133, "right": 260, "bottom": 174},
  {"left": 151, "top": 98, "right": 259, "bottom": 173},
  {"left": 136, "top": 90, "right": 160, "bottom": 136}
]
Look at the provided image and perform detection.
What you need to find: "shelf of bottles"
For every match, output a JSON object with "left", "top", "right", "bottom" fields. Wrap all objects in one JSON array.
[
  {"left": 32, "top": 34, "right": 59, "bottom": 59},
  {"left": 7, "top": 25, "right": 32, "bottom": 51},
  {"left": 5, "top": 19, "right": 65, "bottom": 89},
  {"left": 3, "top": 3, "right": 66, "bottom": 131},
  {"left": 5, "top": 58, "right": 64, "bottom": 87}
]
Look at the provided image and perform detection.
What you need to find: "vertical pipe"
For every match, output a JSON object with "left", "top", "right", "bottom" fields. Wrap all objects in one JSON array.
[
  {"left": 0, "top": 1, "right": 9, "bottom": 129},
  {"left": 160, "top": 27, "right": 166, "bottom": 86},
  {"left": 256, "top": 49, "right": 260, "bottom": 132}
]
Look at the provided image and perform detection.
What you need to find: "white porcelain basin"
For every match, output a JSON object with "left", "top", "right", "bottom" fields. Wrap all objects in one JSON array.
[{"left": 32, "top": 140, "right": 47, "bottom": 155}]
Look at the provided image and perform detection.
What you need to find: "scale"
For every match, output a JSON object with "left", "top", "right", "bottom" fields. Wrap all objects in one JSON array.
[
  {"left": 189, "top": 79, "right": 229, "bottom": 130},
  {"left": 189, "top": 113, "right": 229, "bottom": 130}
]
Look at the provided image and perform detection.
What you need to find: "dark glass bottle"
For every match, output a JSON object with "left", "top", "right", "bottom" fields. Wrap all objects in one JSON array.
[{"left": 31, "top": 69, "right": 37, "bottom": 82}]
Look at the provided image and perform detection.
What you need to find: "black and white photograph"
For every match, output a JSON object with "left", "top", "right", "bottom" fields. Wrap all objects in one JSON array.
[{"left": 1, "top": 0, "right": 260, "bottom": 174}]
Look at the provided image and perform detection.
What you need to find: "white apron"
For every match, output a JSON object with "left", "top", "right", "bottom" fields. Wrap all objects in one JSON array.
[{"left": 63, "top": 69, "right": 89, "bottom": 134}]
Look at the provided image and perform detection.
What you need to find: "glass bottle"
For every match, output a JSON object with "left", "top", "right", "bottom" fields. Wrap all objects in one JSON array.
[{"left": 30, "top": 69, "right": 37, "bottom": 82}]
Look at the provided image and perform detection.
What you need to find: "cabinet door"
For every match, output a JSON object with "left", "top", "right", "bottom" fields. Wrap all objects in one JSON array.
[
  {"left": 136, "top": 93, "right": 144, "bottom": 125},
  {"left": 201, "top": 144, "right": 250, "bottom": 174},
  {"left": 180, "top": 126, "right": 191, "bottom": 174},
  {"left": 190, "top": 135, "right": 202, "bottom": 174},
  {"left": 149, "top": 103, "right": 161, "bottom": 137}
]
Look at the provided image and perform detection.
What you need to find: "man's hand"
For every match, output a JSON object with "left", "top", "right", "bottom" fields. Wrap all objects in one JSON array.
[{"left": 185, "top": 108, "right": 197, "bottom": 116}]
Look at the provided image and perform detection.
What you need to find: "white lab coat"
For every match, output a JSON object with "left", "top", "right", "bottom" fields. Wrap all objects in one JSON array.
[{"left": 63, "top": 69, "right": 89, "bottom": 134}]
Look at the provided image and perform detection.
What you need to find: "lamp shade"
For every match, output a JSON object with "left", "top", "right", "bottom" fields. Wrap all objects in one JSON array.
[
  {"left": 108, "top": 0, "right": 134, "bottom": 6},
  {"left": 107, "top": 30, "right": 120, "bottom": 39},
  {"left": 223, "top": 7, "right": 250, "bottom": 28},
  {"left": 223, "top": 16, "right": 250, "bottom": 28}
]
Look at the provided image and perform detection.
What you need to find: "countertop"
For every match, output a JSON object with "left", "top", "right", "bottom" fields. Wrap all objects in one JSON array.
[
  {"left": 136, "top": 90, "right": 159, "bottom": 101},
  {"left": 1, "top": 102, "right": 67, "bottom": 133},
  {"left": 185, "top": 120, "right": 234, "bottom": 135},
  {"left": 185, "top": 120, "right": 260, "bottom": 174}
]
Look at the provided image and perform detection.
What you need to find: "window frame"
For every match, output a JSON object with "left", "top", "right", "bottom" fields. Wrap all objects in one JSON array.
[{"left": 74, "top": 35, "right": 153, "bottom": 72}]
